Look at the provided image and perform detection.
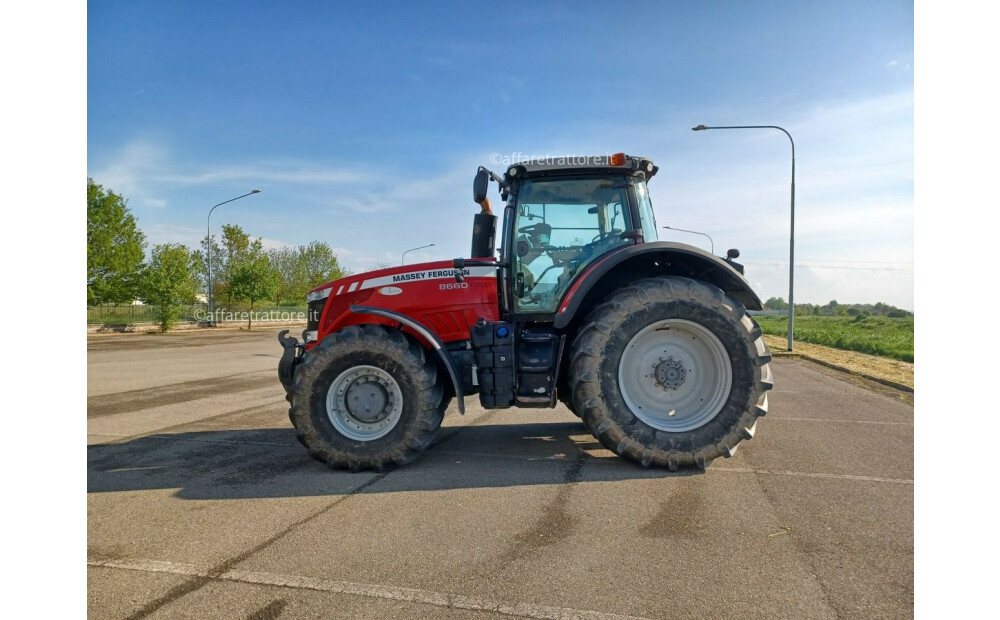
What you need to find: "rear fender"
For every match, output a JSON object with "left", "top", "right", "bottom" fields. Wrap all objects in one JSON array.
[{"left": 553, "top": 242, "right": 763, "bottom": 330}]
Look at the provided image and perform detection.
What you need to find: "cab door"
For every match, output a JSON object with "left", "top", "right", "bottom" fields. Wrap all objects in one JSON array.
[{"left": 511, "top": 177, "right": 631, "bottom": 317}]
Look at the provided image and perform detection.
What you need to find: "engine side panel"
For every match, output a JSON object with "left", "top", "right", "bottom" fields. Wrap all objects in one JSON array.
[{"left": 309, "top": 261, "right": 500, "bottom": 350}]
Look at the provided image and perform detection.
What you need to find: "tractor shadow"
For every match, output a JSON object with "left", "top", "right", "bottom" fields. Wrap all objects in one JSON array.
[{"left": 87, "top": 422, "right": 703, "bottom": 501}]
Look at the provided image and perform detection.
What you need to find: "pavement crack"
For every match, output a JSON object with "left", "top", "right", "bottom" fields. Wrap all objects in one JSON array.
[
  {"left": 118, "top": 402, "right": 506, "bottom": 618},
  {"left": 95, "top": 399, "right": 287, "bottom": 445},
  {"left": 741, "top": 453, "right": 844, "bottom": 619},
  {"left": 90, "top": 556, "right": 654, "bottom": 620},
  {"left": 88, "top": 370, "right": 275, "bottom": 418},
  {"left": 499, "top": 455, "right": 586, "bottom": 565},
  {"left": 245, "top": 598, "right": 287, "bottom": 620},
  {"left": 121, "top": 470, "right": 391, "bottom": 620},
  {"left": 638, "top": 481, "right": 704, "bottom": 538}
]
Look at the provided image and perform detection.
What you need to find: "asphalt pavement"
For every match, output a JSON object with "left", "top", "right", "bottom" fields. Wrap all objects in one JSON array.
[{"left": 87, "top": 328, "right": 914, "bottom": 619}]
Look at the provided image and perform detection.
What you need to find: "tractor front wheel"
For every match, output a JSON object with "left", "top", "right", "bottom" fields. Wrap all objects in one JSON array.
[
  {"left": 288, "top": 325, "right": 447, "bottom": 471},
  {"left": 568, "top": 276, "right": 772, "bottom": 469}
]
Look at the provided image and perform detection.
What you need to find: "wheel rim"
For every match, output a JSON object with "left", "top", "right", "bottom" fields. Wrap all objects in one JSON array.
[
  {"left": 617, "top": 319, "right": 732, "bottom": 432},
  {"left": 326, "top": 365, "right": 403, "bottom": 441}
]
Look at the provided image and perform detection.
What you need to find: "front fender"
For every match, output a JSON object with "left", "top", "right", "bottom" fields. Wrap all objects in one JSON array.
[{"left": 350, "top": 305, "right": 467, "bottom": 415}]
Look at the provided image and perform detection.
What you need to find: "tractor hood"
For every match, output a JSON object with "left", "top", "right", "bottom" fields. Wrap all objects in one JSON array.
[
  {"left": 307, "top": 260, "right": 475, "bottom": 301},
  {"left": 305, "top": 259, "right": 500, "bottom": 347}
]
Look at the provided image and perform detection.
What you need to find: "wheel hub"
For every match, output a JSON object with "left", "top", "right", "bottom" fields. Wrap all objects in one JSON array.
[
  {"left": 617, "top": 319, "right": 733, "bottom": 433},
  {"left": 345, "top": 378, "right": 389, "bottom": 422},
  {"left": 325, "top": 366, "right": 404, "bottom": 441},
  {"left": 654, "top": 357, "right": 687, "bottom": 389}
]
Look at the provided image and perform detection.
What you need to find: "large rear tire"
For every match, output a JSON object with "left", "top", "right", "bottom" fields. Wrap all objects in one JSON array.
[
  {"left": 288, "top": 324, "right": 446, "bottom": 471},
  {"left": 568, "top": 277, "right": 772, "bottom": 469}
]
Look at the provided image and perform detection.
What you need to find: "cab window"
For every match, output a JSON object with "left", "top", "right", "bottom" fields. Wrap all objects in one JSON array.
[
  {"left": 634, "top": 180, "right": 658, "bottom": 242},
  {"left": 512, "top": 177, "right": 631, "bottom": 314}
]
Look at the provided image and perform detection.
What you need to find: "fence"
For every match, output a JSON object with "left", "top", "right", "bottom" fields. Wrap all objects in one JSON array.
[
  {"left": 87, "top": 304, "right": 309, "bottom": 325},
  {"left": 748, "top": 309, "right": 787, "bottom": 316}
]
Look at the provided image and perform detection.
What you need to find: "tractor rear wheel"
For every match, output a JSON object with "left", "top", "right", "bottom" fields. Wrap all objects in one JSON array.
[
  {"left": 568, "top": 276, "right": 772, "bottom": 469},
  {"left": 288, "top": 324, "right": 447, "bottom": 471}
]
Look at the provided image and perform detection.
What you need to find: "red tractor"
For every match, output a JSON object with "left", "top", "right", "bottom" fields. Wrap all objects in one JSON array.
[{"left": 278, "top": 154, "right": 772, "bottom": 471}]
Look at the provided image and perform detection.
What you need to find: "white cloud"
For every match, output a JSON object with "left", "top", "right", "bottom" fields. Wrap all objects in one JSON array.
[
  {"left": 258, "top": 238, "right": 292, "bottom": 251},
  {"left": 747, "top": 261, "right": 913, "bottom": 310},
  {"left": 142, "top": 223, "right": 204, "bottom": 249},
  {"left": 89, "top": 140, "right": 171, "bottom": 209},
  {"left": 331, "top": 247, "right": 399, "bottom": 271},
  {"left": 143, "top": 223, "right": 293, "bottom": 255},
  {"left": 884, "top": 57, "right": 913, "bottom": 71},
  {"left": 158, "top": 166, "right": 371, "bottom": 186},
  {"left": 89, "top": 140, "right": 374, "bottom": 212}
]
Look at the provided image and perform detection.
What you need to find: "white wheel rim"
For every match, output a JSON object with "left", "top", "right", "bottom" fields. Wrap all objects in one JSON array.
[
  {"left": 617, "top": 319, "right": 732, "bottom": 432},
  {"left": 326, "top": 365, "right": 403, "bottom": 441}
]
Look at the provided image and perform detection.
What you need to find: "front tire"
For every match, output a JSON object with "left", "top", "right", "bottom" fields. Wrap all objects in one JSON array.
[
  {"left": 288, "top": 325, "right": 446, "bottom": 471},
  {"left": 568, "top": 277, "right": 772, "bottom": 469}
]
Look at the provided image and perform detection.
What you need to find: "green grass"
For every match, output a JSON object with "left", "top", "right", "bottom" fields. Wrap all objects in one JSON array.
[
  {"left": 87, "top": 305, "right": 308, "bottom": 325},
  {"left": 755, "top": 315, "right": 914, "bottom": 362}
]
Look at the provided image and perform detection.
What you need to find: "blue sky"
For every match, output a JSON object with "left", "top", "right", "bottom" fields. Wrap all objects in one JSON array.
[{"left": 87, "top": 0, "right": 914, "bottom": 308}]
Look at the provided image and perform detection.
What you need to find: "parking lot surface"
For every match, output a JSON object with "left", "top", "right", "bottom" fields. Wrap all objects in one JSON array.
[{"left": 88, "top": 328, "right": 913, "bottom": 619}]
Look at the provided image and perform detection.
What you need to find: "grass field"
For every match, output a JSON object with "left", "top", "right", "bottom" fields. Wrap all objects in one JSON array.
[{"left": 756, "top": 315, "right": 914, "bottom": 362}]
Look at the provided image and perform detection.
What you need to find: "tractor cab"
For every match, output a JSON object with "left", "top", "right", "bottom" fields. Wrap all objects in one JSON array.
[{"left": 471, "top": 154, "right": 661, "bottom": 318}]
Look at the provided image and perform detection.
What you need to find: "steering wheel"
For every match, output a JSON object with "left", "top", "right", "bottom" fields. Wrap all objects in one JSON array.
[{"left": 591, "top": 229, "right": 623, "bottom": 243}]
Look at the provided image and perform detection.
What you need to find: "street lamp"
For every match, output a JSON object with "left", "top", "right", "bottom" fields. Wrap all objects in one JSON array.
[
  {"left": 662, "top": 225, "right": 714, "bottom": 255},
  {"left": 693, "top": 124, "right": 796, "bottom": 351},
  {"left": 402, "top": 243, "right": 435, "bottom": 265},
  {"left": 206, "top": 189, "right": 261, "bottom": 326}
]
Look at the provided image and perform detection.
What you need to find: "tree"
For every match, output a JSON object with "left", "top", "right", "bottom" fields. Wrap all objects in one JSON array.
[
  {"left": 229, "top": 239, "right": 280, "bottom": 329},
  {"left": 266, "top": 242, "right": 347, "bottom": 305},
  {"left": 87, "top": 178, "right": 146, "bottom": 304},
  {"left": 194, "top": 234, "right": 222, "bottom": 301},
  {"left": 295, "top": 241, "right": 347, "bottom": 299},
  {"left": 140, "top": 244, "right": 201, "bottom": 332},
  {"left": 194, "top": 224, "right": 253, "bottom": 308},
  {"left": 794, "top": 303, "right": 815, "bottom": 316},
  {"left": 221, "top": 224, "right": 252, "bottom": 305},
  {"left": 763, "top": 297, "right": 788, "bottom": 311},
  {"left": 268, "top": 246, "right": 300, "bottom": 305}
]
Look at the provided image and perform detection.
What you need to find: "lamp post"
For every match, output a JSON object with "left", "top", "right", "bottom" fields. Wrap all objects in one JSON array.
[
  {"left": 402, "top": 243, "right": 435, "bottom": 265},
  {"left": 692, "top": 124, "right": 795, "bottom": 351},
  {"left": 206, "top": 189, "right": 261, "bottom": 327},
  {"left": 662, "top": 225, "right": 714, "bottom": 255}
]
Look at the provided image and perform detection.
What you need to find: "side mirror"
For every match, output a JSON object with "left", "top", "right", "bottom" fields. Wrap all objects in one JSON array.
[
  {"left": 473, "top": 169, "right": 489, "bottom": 203},
  {"left": 727, "top": 248, "right": 741, "bottom": 260}
]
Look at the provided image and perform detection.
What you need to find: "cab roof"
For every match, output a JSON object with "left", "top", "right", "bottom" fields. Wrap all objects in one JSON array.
[{"left": 503, "top": 154, "right": 658, "bottom": 181}]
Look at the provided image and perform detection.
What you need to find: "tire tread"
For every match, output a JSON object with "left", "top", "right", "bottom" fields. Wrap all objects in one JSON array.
[
  {"left": 287, "top": 325, "right": 446, "bottom": 471},
  {"left": 568, "top": 276, "right": 774, "bottom": 469}
]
